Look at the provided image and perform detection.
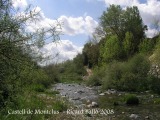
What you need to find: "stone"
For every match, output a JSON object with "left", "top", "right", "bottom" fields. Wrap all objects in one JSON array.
[
  {"left": 99, "top": 93, "right": 105, "bottom": 96},
  {"left": 77, "top": 90, "right": 85, "bottom": 94},
  {"left": 87, "top": 100, "right": 91, "bottom": 103},
  {"left": 71, "top": 97, "right": 80, "bottom": 100},
  {"left": 118, "top": 93, "right": 122, "bottom": 96},
  {"left": 151, "top": 95, "right": 154, "bottom": 98},
  {"left": 104, "top": 91, "right": 111, "bottom": 95},
  {"left": 91, "top": 101, "right": 98, "bottom": 107},
  {"left": 129, "top": 114, "right": 139, "bottom": 119},
  {"left": 108, "top": 89, "right": 117, "bottom": 94},
  {"left": 87, "top": 104, "right": 92, "bottom": 108},
  {"left": 145, "top": 116, "right": 149, "bottom": 119}
]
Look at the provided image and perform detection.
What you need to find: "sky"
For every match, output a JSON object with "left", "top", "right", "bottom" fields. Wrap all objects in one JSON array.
[{"left": 12, "top": 0, "right": 160, "bottom": 64}]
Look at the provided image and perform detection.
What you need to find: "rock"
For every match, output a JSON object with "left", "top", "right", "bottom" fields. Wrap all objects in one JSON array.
[
  {"left": 87, "top": 104, "right": 92, "bottom": 108},
  {"left": 104, "top": 91, "right": 111, "bottom": 95},
  {"left": 77, "top": 90, "right": 85, "bottom": 94},
  {"left": 118, "top": 93, "right": 122, "bottom": 96},
  {"left": 91, "top": 101, "right": 98, "bottom": 107},
  {"left": 151, "top": 95, "right": 154, "bottom": 98},
  {"left": 145, "top": 91, "right": 150, "bottom": 93},
  {"left": 107, "top": 89, "right": 117, "bottom": 94},
  {"left": 99, "top": 93, "right": 105, "bottom": 96},
  {"left": 87, "top": 100, "right": 91, "bottom": 103},
  {"left": 129, "top": 114, "right": 139, "bottom": 119},
  {"left": 145, "top": 116, "right": 149, "bottom": 119},
  {"left": 71, "top": 97, "right": 80, "bottom": 100}
]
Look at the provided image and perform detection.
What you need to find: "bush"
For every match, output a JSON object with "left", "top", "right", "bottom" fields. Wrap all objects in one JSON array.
[
  {"left": 153, "top": 98, "right": 160, "bottom": 104},
  {"left": 32, "top": 84, "right": 45, "bottom": 92},
  {"left": 124, "top": 94, "right": 139, "bottom": 105},
  {"left": 148, "top": 75, "right": 160, "bottom": 94},
  {"left": 87, "top": 75, "right": 102, "bottom": 86},
  {"left": 86, "top": 66, "right": 106, "bottom": 86},
  {"left": 102, "top": 54, "right": 150, "bottom": 91},
  {"left": 102, "top": 61, "right": 124, "bottom": 90}
]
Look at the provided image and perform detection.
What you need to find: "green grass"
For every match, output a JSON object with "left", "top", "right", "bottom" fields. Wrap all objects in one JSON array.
[{"left": 97, "top": 92, "right": 160, "bottom": 120}]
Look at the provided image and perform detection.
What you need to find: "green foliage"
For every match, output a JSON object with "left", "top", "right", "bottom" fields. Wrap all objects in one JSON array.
[
  {"left": 83, "top": 42, "right": 100, "bottom": 68},
  {"left": 148, "top": 75, "right": 160, "bottom": 94},
  {"left": 73, "top": 54, "right": 87, "bottom": 75},
  {"left": 150, "top": 36, "right": 160, "bottom": 64},
  {"left": 102, "top": 61, "right": 124, "bottom": 90},
  {"left": 123, "top": 32, "right": 134, "bottom": 57},
  {"left": 99, "top": 5, "right": 147, "bottom": 56},
  {"left": 86, "top": 66, "right": 106, "bottom": 86},
  {"left": 43, "top": 64, "right": 60, "bottom": 83},
  {"left": 87, "top": 75, "right": 102, "bottom": 86},
  {"left": 100, "top": 5, "right": 124, "bottom": 39},
  {"left": 0, "top": 0, "right": 61, "bottom": 119},
  {"left": 32, "top": 84, "right": 45, "bottom": 92},
  {"left": 139, "top": 38, "right": 156, "bottom": 54},
  {"left": 153, "top": 98, "right": 160, "bottom": 104},
  {"left": 123, "top": 6, "right": 147, "bottom": 51},
  {"left": 100, "top": 35, "right": 123, "bottom": 62},
  {"left": 101, "top": 54, "right": 150, "bottom": 91},
  {"left": 124, "top": 94, "right": 139, "bottom": 105},
  {"left": 54, "top": 56, "right": 87, "bottom": 83},
  {"left": 52, "top": 101, "right": 67, "bottom": 112}
]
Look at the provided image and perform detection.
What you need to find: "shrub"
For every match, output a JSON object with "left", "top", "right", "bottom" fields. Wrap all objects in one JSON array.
[
  {"left": 148, "top": 75, "right": 160, "bottom": 94},
  {"left": 124, "top": 94, "right": 139, "bottom": 105},
  {"left": 87, "top": 75, "right": 102, "bottom": 86},
  {"left": 139, "top": 38, "right": 155, "bottom": 54},
  {"left": 102, "top": 61, "right": 124, "bottom": 90},
  {"left": 153, "top": 98, "right": 160, "bottom": 104},
  {"left": 86, "top": 66, "right": 106, "bottom": 86},
  {"left": 32, "top": 84, "right": 45, "bottom": 92},
  {"left": 102, "top": 54, "right": 150, "bottom": 92}
]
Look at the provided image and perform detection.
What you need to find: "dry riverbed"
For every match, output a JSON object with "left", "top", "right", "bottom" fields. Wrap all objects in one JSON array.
[{"left": 49, "top": 83, "right": 160, "bottom": 120}]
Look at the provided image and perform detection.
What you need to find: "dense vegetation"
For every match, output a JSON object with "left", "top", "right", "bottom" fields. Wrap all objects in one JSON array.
[
  {"left": 0, "top": 1, "right": 160, "bottom": 119},
  {"left": 77, "top": 5, "right": 160, "bottom": 94},
  {"left": 0, "top": 0, "right": 63, "bottom": 119}
]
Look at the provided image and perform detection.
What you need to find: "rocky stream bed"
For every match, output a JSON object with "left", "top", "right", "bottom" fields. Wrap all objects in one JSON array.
[{"left": 51, "top": 83, "right": 160, "bottom": 120}]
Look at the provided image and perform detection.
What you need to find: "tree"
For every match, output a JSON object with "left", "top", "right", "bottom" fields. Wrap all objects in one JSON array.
[
  {"left": 123, "top": 6, "right": 147, "bottom": 52},
  {"left": 123, "top": 32, "right": 134, "bottom": 57},
  {"left": 0, "top": 0, "right": 61, "bottom": 110},
  {"left": 99, "top": 5, "right": 147, "bottom": 53},
  {"left": 100, "top": 5, "right": 124, "bottom": 40},
  {"left": 82, "top": 41, "right": 100, "bottom": 68},
  {"left": 100, "top": 35, "right": 123, "bottom": 62}
]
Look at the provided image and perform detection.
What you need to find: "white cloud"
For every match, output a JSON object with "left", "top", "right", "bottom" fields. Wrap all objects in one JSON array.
[
  {"left": 57, "top": 15, "right": 98, "bottom": 36},
  {"left": 103, "top": 0, "right": 138, "bottom": 6},
  {"left": 14, "top": 5, "right": 97, "bottom": 64},
  {"left": 12, "top": 0, "right": 28, "bottom": 8},
  {"left": 25, "top": 8, "right": 98, "bottom": 36},
  {"left": 145, "top": 27, "right": 159, "bottom": 38},
  {"left": 101, "top": 0, "right": 160, "bottom": 38},
  {"left": 39, "top": 40, "right": 83, "bottom": 65}
]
